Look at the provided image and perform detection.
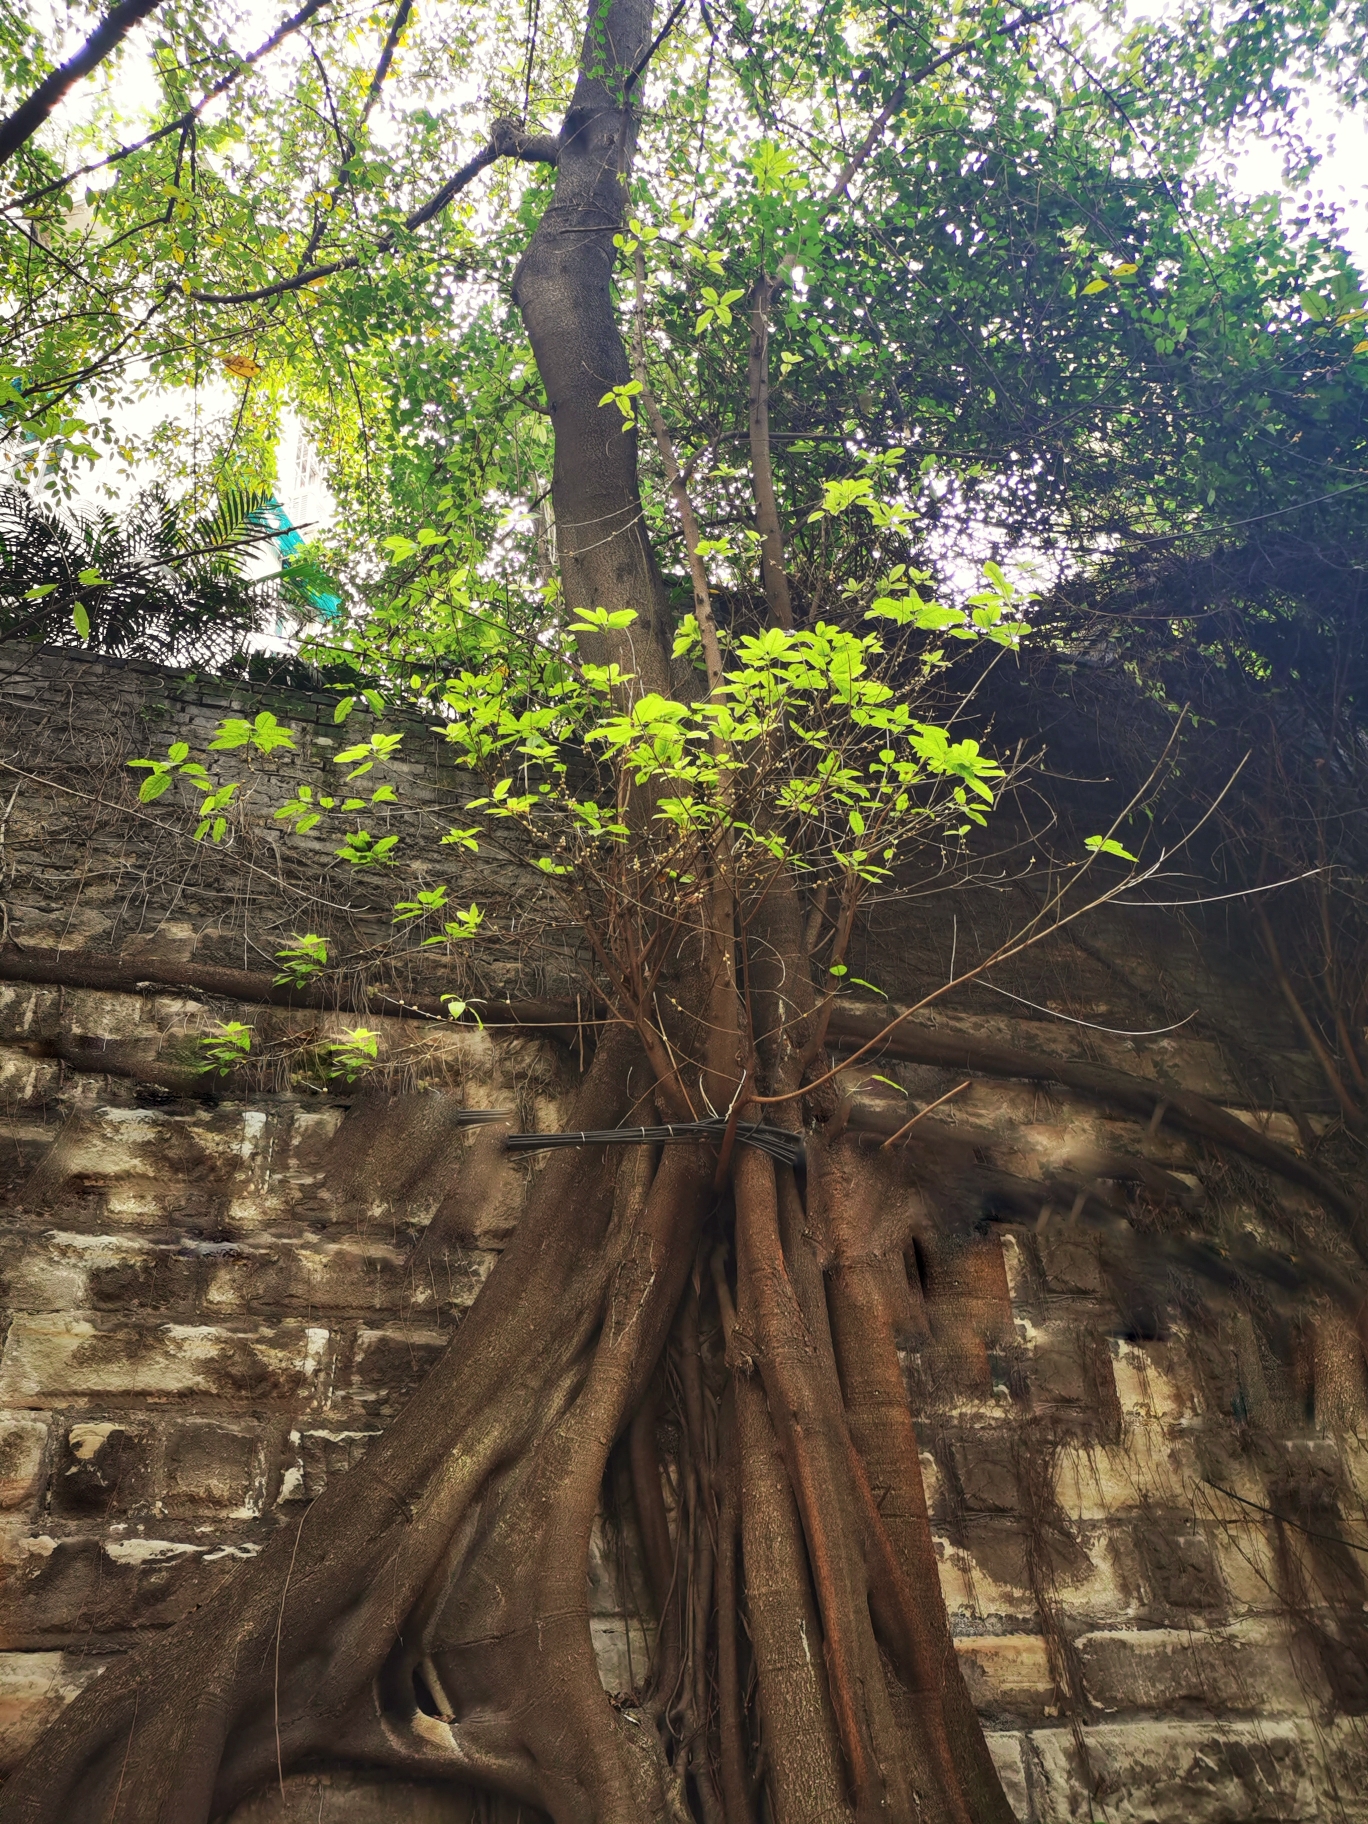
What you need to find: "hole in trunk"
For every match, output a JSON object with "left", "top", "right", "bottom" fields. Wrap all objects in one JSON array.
[
  {"left": 412, "top": 1663, "right": 442, "bottom": 1717},
  {"left": 909, "top": 1237, "right": 930, "bottom": 1294}
]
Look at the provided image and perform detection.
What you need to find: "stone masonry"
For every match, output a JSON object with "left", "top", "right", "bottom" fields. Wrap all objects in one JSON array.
[{"left": 2, "top": 645, "right": 1367, "bottom": 1821}]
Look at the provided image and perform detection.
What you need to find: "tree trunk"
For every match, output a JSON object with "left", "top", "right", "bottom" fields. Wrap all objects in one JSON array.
[
  {"left": 512, "top": 0, "right": 674, "bottom": 686},
  {"left": 0, "top": 3, "right": 1019, "bottom": 1817}
]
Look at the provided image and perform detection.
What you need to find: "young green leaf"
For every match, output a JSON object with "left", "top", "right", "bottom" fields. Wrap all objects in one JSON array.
[{"left": 1085, "top": 835, "right": 1138, "bottom": 862}]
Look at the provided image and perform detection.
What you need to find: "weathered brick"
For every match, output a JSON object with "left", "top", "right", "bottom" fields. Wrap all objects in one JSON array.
[
  {"left": 1132, "top": 1521, "right": 1226, "bottom": 1616},
  {"left": 349, "top": 1327, "right": 448, "bottom": 1404},
  {"left": 276, "top": 1426, "right": 381, "bottom": 1504},
  {"left": 1026, "top": 1718, "right": 1319, "bottom": 1823},
  {"left": 1077, "top": 1622, "right": 1310, "bottom": 1718},
  {"left": 955, "top": 1633, "right": 1056, "bottom": 1722},
  {"left": 194, "top": 1237, "right": 493, "bottom": 1318},
  {"left": 51, "top": 1420, "right": 155, "bottom": 1515},
  {"left": 0, "top": 1232, "right": 161, "bottom": 1314},
  {"left": 0, "top": 1529, "right": 260, "bottom": 1636},
  {"left": 0, "top": 1316, "right": 329, "bottom": 1405},
  {"left": 590, "top": 1614, "right": 654, "bottom": 1697},
  {"left": 1027, "top": 1337, "right": 1092, "bottom": 1407},
  {"left": 952, "top": 1434, "right": 1020, "bottom": 1513},
  {"left": 0, "top": 983, "right": 47, "bottom": 1041},
  {"left": 1054, "top": 1428, "right": 1187, "bottom": 1522},
  {"left": 0, "top": 1417, "right": 47, "bottom": 1510},
  {"left": 0, "top": 1650, "right": 108, "bottom": 1772},
  {"left": 0, "top": 1059, "right": 60, "bottom": 1110},
  {"left": 1109, "top": 1339, "right": 1191, "bottom": 1421},
  {"left": 161, "top": 1419, "right": 267, "bottom": 1516},
  {"left": 984, "top": 1732, "right": 1033, "bottom": 1823},
  {"left": 1038, "top": 1231, "right": 1105, "bottom": 1296}
]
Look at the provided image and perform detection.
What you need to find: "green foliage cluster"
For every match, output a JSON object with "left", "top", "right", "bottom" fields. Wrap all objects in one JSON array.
[
  {"left": 1, "top": 0, "right": 1362, "bottom": 629},
  {"left": 3, "top": 0, "right": 1366, "bottom": 1092}
]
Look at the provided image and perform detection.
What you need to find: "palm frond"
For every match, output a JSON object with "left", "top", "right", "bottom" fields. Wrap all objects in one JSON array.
[{"left": 0, "top": 482, "right": 278, "bottom": 665}]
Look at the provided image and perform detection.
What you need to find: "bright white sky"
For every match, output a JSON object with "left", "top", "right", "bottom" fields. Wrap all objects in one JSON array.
[{"left": 1227, "top": 105, "right": 1368, "bottom": 269}]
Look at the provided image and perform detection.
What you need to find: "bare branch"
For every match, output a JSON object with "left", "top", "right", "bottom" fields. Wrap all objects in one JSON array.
[
  {"left": 624, "top": 0, "right": 692, "bottom": 95},
  {"left": 361, "top": 0, "right": 415, "bottom": 124}
]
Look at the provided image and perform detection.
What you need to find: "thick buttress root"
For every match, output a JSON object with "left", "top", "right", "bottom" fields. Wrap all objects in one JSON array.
[
  {"left": 0, "top": 1031, "right": 696, "bottom": 1823},
  {"left": 0, "top": 1056, "right": 1009, "bottom": 1823}
]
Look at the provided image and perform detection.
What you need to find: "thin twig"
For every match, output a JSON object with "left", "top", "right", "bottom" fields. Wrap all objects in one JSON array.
[
  {"left": 1202, "top": 1480, "right": 1368, "bottom": 1557},
  {"left": 878, "top": 1078, "right": 970, "bottom": 1148},
  {"left": 274, "top": 1507, "right": 311, "bottom": 1796}
]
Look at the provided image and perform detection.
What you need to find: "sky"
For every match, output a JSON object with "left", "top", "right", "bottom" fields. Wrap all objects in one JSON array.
[{"left": 1226, "top": 101, "right": 1368, "bottom": 271}]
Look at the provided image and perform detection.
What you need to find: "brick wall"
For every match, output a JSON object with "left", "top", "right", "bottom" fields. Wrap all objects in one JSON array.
[{"left": 2, "top": 645, "right": 1366, "bottom": 1822}]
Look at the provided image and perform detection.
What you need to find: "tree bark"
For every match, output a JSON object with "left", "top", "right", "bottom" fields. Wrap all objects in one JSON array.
[{"left": 512, "top": 0, "right": 674, "bottom": 686}]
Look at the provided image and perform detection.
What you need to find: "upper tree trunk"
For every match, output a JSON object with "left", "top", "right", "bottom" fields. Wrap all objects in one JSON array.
[{"left": 512, "top": 0, "right": 674, "bottom": 688}]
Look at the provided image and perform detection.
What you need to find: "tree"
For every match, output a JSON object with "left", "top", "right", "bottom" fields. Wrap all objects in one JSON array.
[{"left": 2, "top": 0, "right": 1368, "bottom": 1818}]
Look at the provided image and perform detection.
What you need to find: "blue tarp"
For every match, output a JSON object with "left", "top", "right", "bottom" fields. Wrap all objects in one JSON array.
[{"left": 249, "top": 497, "right": 341, "bottom": 620}]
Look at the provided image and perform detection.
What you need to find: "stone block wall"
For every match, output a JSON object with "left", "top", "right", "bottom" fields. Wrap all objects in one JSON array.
[{"left": 3, "top": 646, "right": 1367, "bottom": 1821}]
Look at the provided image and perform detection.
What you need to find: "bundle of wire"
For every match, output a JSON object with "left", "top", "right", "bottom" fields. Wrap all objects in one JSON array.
[{"left": 504, "top": 1119, "right": 805, "bottom": 1169}]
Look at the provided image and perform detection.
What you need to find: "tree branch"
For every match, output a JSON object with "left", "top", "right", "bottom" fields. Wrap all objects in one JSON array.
[
  {"left": 5, "top": 0, "right": 337, "bottom": 211},
  {"left": 0, "top": 0, "right": 165, "bottom": 168},
  {"left": 360, "top": 0, "right": 415, "bottom": 125},
  {"left": 631, "top": 246, "right": 725, "bottom": 694},
  {"left": 187, "top": 117, "right": 558, "bottom": 305},
  {"left": 816, "top": 5, "right": 1057, "bottom": 222},
  {"left": 824, "top": 1002, "right": 1362, "bottom": 1236},
  {"left": 746, "top": 277, "right": 794, "bottom": 631},
  {"left": 0, "top": 942, "right": 587, "bottom": 1036},
  {"left": 1, "top": 928, "right": 1348, "bottom": 1233},
  {"left": 624, "top": 0, "right": 691, "bottom": 95},
  {"left": 739, "top": 10, "right": 1056, "bottom": 635}
]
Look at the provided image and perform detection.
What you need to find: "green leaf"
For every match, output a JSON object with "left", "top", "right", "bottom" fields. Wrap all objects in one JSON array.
[
  {"left": 1084, "top": 835, "right": 1138, "bottom": 862},
  {"left": 138, "top": 770, "right": 172, "bottom": 802},
  {"left": 71, "top": 602, "right": 91, "bottom": 640},
  {"left": 196, "top": 1020, "right": 253, "bottom": 1075},
  {"left": 273, "top": 934, "right": 328, "bottom": 985}
]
